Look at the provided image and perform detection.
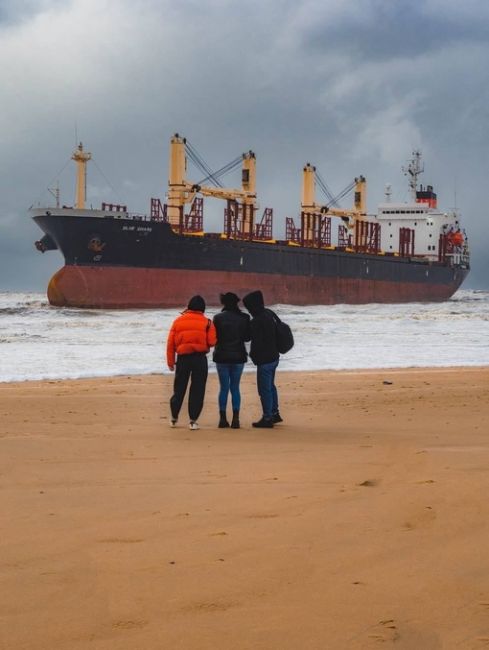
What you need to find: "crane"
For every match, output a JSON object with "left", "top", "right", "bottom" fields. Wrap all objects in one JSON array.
[
  {"left": 299, "top": 163, "right": 367, "bottom": 245},
  {"left": 167, "top": 134, "right": 257, "bottom": 237}
]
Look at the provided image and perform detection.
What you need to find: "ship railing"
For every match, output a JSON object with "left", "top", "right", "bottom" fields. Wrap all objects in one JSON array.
[
  {"left": 445, "top": 251, "right": 470, "bottom": 268},
  {"left": 254, "top": 207, "right": 274, "bottom": 240},
  {"left": 150, "top": 198, "right": 168, "bottom": 222},
  {"left": 101, "top": 202, "right": 127, "bottom": 212}
]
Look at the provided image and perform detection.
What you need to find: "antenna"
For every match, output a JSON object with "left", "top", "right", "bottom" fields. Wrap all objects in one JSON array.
[
  {"left": 402, "top": 151, "right": 424, "bottom": 201},
  {"left": 48, "top": 182, "right": 60, "bottom": 208}
]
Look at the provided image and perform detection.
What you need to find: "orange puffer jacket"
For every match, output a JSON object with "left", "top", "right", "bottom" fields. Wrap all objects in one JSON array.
[{"left": 167, "top": 310, "right": 217, "bottom": 368}]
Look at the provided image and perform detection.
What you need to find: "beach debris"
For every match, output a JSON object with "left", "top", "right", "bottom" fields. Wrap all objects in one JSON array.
[
  {"left": 382, "top": 380, "right": 393, "bottom": 385},
  {"left": 358, "top": 479, "right": 378, "bottom": 487}
]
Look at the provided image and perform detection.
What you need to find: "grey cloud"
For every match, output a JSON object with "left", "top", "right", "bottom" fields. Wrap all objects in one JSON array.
[
  {"left": 303, "top": 0, "right": 489, "bottom": 61},
  {"left": 0, "top": 0, "right": 68, "bottom": 27}
]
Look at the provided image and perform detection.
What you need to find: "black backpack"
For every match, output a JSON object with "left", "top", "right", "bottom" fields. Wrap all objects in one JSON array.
[{"left": 270, "top": 311, "right": 294, "bottom": 354}]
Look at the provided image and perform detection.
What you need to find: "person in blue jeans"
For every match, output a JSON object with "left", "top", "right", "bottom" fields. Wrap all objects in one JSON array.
[
  {"left": 242, "top": 290, "right": 283, "bottom": 428},
  {"left": 213, "top": 293, "right": 251, "bottom": 429}
]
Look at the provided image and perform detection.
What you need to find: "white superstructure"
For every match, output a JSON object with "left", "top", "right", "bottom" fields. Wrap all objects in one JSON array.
[
  {"left": 376, "top": 200, "right": 461, "bottom": 259},
  {"left": 373, "top": 152, "right": 468, "bottom": 265}
]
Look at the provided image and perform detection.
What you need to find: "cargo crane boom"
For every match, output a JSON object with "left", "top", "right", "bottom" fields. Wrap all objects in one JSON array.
[{"left": 167, "top": 133, "right": 257, "bottom": 236}]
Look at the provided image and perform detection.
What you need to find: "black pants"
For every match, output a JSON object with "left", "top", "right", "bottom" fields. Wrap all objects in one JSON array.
[{"left": 170, "top": 353, "right": 208, "bottom": 422}]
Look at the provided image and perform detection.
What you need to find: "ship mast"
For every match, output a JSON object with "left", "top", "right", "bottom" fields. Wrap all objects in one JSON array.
[
  {"left": 72, "top": 142, "right": 92, "bottom": 209},
  {"left": 48, "top": 182, "right": 60, "bottom": 208},
  {"left": 403, "top": 150, "right": 423, "bottom": 202}
]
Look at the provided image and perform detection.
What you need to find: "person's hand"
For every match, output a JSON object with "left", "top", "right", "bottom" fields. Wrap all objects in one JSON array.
[{"left": 168, "top": 365, "right": 174, "bottom": 372}]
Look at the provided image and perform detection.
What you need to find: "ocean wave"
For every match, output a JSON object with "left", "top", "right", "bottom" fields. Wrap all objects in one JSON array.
[{"left": 1, "top": 289, "right": 488, "bottom": 382}]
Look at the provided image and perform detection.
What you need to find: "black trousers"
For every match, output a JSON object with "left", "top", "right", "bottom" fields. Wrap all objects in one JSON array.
[{"left": 170, "top": 353, "right": 208, "bottom": 422}]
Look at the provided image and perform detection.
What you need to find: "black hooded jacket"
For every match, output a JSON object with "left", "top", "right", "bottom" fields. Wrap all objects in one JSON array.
[
  {"left": 213, "top": 307, "right": 251, "bottom": 364},
  {"left": 242, "top": 291, "right": 279, "bottom": 366}
]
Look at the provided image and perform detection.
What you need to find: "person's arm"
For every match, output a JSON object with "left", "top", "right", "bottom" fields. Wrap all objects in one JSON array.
[
  {"left": 207, "top": 320, "right": 217, "bottom": 348},
  {"left": 243, "top": 315, "right": 251, "bottom": 342},
  {"left": 166, "top": 324, "right": 176, "bottom": 371}
]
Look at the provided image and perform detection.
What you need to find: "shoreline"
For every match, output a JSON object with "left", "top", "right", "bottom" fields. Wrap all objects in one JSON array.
[
  {"left": 1, "top": 363, "right": 489, "bottom": 385},
  {"left": 2, "top": 367, "right": 489, "bottom": 648}
]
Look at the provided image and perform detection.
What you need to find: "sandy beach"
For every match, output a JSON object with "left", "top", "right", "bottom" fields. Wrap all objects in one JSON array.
[{"left": 1, "top": 367, "right": 489, "bottom": 649}]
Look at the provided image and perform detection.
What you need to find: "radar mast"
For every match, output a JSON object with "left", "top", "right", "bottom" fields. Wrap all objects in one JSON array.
[{"left": 402, "top": 151, "right": 424, "bottom": 202}]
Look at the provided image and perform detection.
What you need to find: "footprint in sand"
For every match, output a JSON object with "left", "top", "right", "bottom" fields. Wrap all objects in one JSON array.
[
  {"left": 367, "top": 619, "right": 400, "bottom": 643},
  {"left": 474, "top": 637, "right": 489, "bottom": 646},
  {"left": 358, "top": 479, "right": 379, "bottom": 487},
  {"left": 112, "top": 619, "right": 148, "bottom": 630},
  {"left": 182, "top": 600, "right": 239, "bottom": 613},
  {"left": 247, "top": 513, "right": 279, "bottom": 519},
  {"left": 403, "top": 507, "right": 436, "bottom": 530},
  {"left": 98, "top": 538, "right": 144, "bottom": 544}
]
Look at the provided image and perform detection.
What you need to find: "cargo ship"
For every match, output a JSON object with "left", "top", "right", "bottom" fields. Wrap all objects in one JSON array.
[{"left": 32, "top": 135, "right": 469, "bottom": 308}]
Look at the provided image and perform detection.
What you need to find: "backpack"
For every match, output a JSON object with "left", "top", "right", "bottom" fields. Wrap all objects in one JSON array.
[{"left": 270, "top": 311, "right": 294, "bottom": 354}]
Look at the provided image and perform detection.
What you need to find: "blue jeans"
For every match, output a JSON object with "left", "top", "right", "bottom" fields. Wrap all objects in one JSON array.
[
  {"left": 256, "top": 360, "right": 279, "bottom": 419},
  {"left": 216, "top": 363, "right": 245, "bottom": 411}
]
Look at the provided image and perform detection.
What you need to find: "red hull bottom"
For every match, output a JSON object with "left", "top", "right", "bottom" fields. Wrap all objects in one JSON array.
[{"left": 47, "top": 265, "right": 462, "bottom": 308}]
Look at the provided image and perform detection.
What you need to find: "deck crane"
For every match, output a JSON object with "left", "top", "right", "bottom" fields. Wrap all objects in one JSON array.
[
  {"left": 297, "top": 163, "right": 367, "bottom": 247},
  {"left": 167, "top": 133, "right": 257, "bottom": 237}
]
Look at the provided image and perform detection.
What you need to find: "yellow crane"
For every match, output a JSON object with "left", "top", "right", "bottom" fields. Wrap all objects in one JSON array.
[
  {"left": 167, "top": 133, "right": 257, "bottom": 236},
  {"left": 300, "top": 162, "right": 367, "bottom": 241}
]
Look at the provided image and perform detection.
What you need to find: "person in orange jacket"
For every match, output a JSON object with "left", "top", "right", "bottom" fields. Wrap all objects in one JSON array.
[{"left": 166, "top": 295, "right": 217, "bottom": 430}]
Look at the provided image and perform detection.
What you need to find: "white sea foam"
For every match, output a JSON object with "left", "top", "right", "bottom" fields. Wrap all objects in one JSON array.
[{"left": 0, "top": 290, "right": 488, "bottom": 382}]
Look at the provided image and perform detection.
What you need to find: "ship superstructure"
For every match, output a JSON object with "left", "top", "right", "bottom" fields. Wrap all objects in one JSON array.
[{"left": 31, "top": 137, "right": 469, "bottom": 308}]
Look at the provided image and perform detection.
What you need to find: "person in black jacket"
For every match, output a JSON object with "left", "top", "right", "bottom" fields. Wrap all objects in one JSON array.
[
  {"left": 242, "top": 290, "right": 282, "bottom": 428},
  {"left": 213, "top": 292, "right": 251, "bottom": 429}
]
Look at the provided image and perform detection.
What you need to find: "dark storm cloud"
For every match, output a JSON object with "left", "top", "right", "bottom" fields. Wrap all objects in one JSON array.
[{"left": 304, "top": 0, "right": 489, "bottom": 61}]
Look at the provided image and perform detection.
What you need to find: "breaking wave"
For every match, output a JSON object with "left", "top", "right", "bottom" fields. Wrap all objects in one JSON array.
[{"left": 1, "top": 289, "right": 488, "bottom": 382}]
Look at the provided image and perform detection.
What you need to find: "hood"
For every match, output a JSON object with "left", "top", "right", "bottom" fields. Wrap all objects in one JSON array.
[{"left": 243, "top": 290, "right": 265, "bottom": 316}]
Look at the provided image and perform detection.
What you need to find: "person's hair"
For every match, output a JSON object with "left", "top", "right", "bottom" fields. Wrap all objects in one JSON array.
[
  {"left": 220, "top": 292, "right": 240, "bottom": 308},
  {"left": 187, "top": 295, "right": 206, "bottom": 312}
]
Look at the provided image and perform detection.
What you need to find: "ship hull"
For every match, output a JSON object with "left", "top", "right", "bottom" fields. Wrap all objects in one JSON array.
[
  {"left": 33, "top": 212, "right": 469, "bottom": 308},
  {"left": 47, "top": 264, "right": 468, "bottom": 308}
]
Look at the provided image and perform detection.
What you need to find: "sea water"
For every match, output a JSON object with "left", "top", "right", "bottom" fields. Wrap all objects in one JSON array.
[{"left": 0, "top": 290, "right": 488, "bottom": 383}]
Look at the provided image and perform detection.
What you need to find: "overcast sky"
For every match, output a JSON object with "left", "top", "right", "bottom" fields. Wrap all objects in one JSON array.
[{"left": 1, "top": 0, "right": 488, "bottom": 290}]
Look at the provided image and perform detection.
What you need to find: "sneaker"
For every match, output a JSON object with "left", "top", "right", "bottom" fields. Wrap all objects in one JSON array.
[
  {"left": 272, "top": 412, "right": 283, "bottom": 424},
  {"left": 170, "top": 418, "right": 178, "bottom": 428},
  {"left": 189, "top": 421, "right": 199, "bottom": 430},
  {"left": 252, "top": 417, "right": 274, "bottom": 429}
]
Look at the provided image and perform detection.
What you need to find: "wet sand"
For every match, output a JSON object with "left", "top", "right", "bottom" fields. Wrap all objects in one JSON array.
[{"left": 1, "top": 367, "right": 489, "bottom": 649}]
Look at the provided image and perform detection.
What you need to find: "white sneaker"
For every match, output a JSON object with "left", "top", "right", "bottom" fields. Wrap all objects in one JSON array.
[
  {"left": 189, "top": 421, "right": 199, "bottom": 430},
  {"left": 170, "top": 418, "right": 177, "bottom": 428}
]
